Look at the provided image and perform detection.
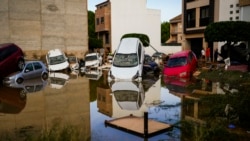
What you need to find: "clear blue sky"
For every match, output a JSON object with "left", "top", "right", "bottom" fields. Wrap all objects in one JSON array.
[{"left": 88, "top": 0, "right": 182, "bottom": 22}]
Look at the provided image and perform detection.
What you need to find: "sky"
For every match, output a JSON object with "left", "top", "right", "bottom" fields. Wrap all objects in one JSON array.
[{"left": 88, "top": 0, "right": 182, "bottom": 22}]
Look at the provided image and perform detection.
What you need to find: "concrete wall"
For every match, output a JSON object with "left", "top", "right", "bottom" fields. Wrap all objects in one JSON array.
[
  {"left": 110, "top": 0, "right": 161, "bottom": 55},
  {"left": 0, "top": 0, "right": 88, "bottom": 59}
]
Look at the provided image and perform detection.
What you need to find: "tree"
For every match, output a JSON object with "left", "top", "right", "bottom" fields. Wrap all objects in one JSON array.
[
  {"left": 205, "top": 21, "right": 250, "bottom": 64},
  {"left": 88, "top": 11, "right": 103, "bottom": 50},
  {"left": 204, "top": 21, "right": 250, "bottom": 44},
  {"left": 121, "top": 33, "right": 150, "bottom": 47},
  {"left": 161, "top": 21, "right": 170, "bottom": 44}
]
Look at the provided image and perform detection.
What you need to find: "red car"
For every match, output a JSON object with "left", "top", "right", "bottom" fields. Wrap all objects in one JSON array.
[
  {"left": 163, "top": 50, "right": 197, "bottom": 78},
  {"left": 0, "top": 43, "right": 25, "bottom": 80}
]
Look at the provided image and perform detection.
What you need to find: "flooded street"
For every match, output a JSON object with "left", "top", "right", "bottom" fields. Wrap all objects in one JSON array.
[{"left": 0, "top": 69, "right": 250, "bottom": 141}]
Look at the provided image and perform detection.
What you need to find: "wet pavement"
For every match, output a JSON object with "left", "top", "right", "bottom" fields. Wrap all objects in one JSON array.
[{"left": 0, "top": 69, "right": 250, "bottom": 141}]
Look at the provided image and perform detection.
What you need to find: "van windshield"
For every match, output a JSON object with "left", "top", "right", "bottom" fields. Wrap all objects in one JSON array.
[
  {"left": 113, "top": 53, "right": 138, "bottom": 67},
  {"left": 85, "top": 55, "right": 97, "bottom": 61},
  {"left": 167, "top": 57, "right": 187, "bottom": 67},
  {"left": 49, "top": 55, "right": 67, "bottom": 65}
]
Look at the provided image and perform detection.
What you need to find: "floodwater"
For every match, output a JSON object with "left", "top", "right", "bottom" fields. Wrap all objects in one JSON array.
[{"left": 0, "top": 69, "right": 249, "bottom": 141}]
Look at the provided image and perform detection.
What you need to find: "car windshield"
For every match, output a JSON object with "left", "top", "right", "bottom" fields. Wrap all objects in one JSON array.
[
  {"left": 113, "top": 53, "right": 138, "bottom": 67},
  {"left": 167, "top": 57, "right": 187, "bottom": 67},
  {"left": 49, "top": 55, "right": 66, "bottom": 65},
  {"left": 85, "top": 55, "right": 97, "bottom": 61}
]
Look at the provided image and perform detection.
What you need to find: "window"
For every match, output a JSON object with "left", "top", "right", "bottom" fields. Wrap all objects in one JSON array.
[
  {"left": 105, "top": 33, "right": 109, "bottom": 44},
  {"left": 230, "top": 4, "right": 233, "bottom": 8},
  {"left": 33, "top": 62, "right": 42, "bottom": 70},
  {"left": 230, "top": 11, "right": 233, "bottom": 14},
  {"left": 200, "top": 6, "right": 209, "bottom": 26},
  {"left": 230, "top": 17, "right": 233, "bottom": 21},
  {"left": 101, "top": 17, "right": 104, "bottom": 24},
  {"left": 25, "top": 63, "right": 34, "bottom": 73},
  {"left": 187, "top": 9, "right": 195, "bottom": 28},
  {"left": 236, "top": 16, "right": 239, "bottom": 20},
  {"left": 96, "top": 18, "right": 99, "bottom": 25},
  {"left": 236, "top": 10, "right": 239, "bottom": 13}
]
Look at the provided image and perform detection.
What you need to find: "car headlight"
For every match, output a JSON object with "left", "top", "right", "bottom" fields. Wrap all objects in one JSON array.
[
  {"left": 132, "top": 71, "right": 139, "bottom": 80},
  {"left": 179, "top": 72, "right": 187, "bottom": 77}
]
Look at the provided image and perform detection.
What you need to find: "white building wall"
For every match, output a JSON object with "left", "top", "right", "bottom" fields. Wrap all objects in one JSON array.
[
  {"left": 218, "top": 0, "right": 240, "bottom": 52},
  {"left": 110, "top": 0, "right": 162, "bottom": 55},
  {"left": 219, "top": 0, "right": 240, "bottom": 21}
]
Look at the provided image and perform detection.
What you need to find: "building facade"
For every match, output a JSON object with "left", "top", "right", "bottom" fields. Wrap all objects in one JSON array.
[
  {"left": 182, "top": 0, "right": 250, "bottom": 61},
  {"left": 95, "top": 0, "right": 161, "bottom": 57},
  {"left": 167, "top": 14, "right": 183, "bottom": 44},
  {"left": 95, "top": 0, "right": 111, "bottom": 61},
  {"left": 0, "top": 0, "right": 88, "bottom": 58}
]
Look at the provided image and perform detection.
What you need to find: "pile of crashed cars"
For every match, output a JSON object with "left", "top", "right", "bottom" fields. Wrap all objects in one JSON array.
[{"left": 0, "top": 43, "right": 105, "bottom": 96}]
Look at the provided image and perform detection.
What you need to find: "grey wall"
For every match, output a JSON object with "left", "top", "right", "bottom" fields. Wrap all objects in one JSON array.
[{"left": 0, "top": 0, "right": 88, "bottom": 58}]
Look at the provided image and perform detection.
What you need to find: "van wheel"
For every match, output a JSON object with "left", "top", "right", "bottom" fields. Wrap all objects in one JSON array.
[
  {"left": 42, "top": 73, "right": 48, "bottom": 80},
  {"left": 17, "top": 59, "right": 25, "bottom": 70},
  {"left": 16, "top": 78, "right": 24, "bottom": 84}
]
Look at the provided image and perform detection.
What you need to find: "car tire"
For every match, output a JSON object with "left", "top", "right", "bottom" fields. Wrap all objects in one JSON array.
[
  {"left": 42, "top": 72, "right": 48, "bottom": 80},
  {"left": 17, "top": 59, "right": 25, "bottom": 70},
  {"left": 16, "top": 77, "right": 24, "bottom": 84}
]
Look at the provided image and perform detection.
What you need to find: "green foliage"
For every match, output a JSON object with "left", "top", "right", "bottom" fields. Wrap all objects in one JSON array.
[
  {"left": 161, "top": 21, "right": 170, "bottom": 43},
  {"left": 88, "top": 11, "right": 103, "bottom": 50},
  {"left": 121, "top": 33, "right": 150, "bottom": 47},
  {"left": 204, "top": 21, "right": 250, "bottom": 43},
  {"left": 88, "top": 11, "right": 96, "bottom": 38},
  {"left": 88, "top": 37, "right": 103, "bottom": 49}
]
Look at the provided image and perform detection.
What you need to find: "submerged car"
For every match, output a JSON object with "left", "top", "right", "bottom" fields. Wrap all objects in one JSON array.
[
  {"left": 0, "top": 43, "right": 25, "bottom": 80},
  {"left": 46, "top": 49, "right": 69, "bottom": 71},
  {"left": 143, "top": 54, "right": 160, "bottom": 75},
  {"left": 3, "top": 61, "right": 48, "bottom": 85},
  {"left": 85, "top": 53, "right": 102, "bottom": 69},
  {"left": 68, "top": 55, "right": 79, "bottom": 70},
  {"left": 108, "top": 37, "right": 145, "bottom": 82},
  {"left": 163, "top": 50, "right": 197, "bottom": 78}
]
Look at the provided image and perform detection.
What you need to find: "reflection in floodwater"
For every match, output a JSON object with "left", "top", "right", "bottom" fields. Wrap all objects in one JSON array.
[
  {"left": 0, "top": 73, "right": 90, "bottom": 140},
  {"left": 85, "top": 69, "right": 102, "bottom": 80},
  {"left": 6, "top": 77, "right": 48, "bottom": 95},
  {"left": 48, "top": 72, "right": 69, "bottom": 89},
  {"left": 0, "top": 86, "right": 26, "bottom": 114},
  {"left": 0, "top": 69, "right": 249, "bottom": 140}
]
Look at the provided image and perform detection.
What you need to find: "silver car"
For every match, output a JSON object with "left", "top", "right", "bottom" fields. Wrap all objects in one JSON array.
[{"left": 3, "top": 61, "right": 48, "bottom": 85}]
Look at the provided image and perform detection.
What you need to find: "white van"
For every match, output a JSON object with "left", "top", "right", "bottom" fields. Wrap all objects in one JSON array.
[
  {"left": 108, "top": 37, "right": 145, "bottom": 82},
  {"left": 85, "top": 53, "right": 102, "bottom": 69},
  {"left": 46, "top": 49, "right": 69, "bottom": 71}
]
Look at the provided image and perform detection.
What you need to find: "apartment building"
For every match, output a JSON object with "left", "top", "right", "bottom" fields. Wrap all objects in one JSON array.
[
  {"left": 167, "top": 14, "right": 182, "bottom": 44},
  {"left": 95, "top": 0, "right": 161, "bottom": 58},
  {"left": 182, "top": 0, "right": 249, "bottom": 61},
  {"left": 182, "top": 0, "right": 216, "bottom": 59},
  {"left": 95, "top": 0, "right": 111, "bottom": 59}
]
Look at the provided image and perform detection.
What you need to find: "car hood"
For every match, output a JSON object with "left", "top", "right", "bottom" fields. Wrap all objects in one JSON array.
[
  {"left": 164, "top": 65, "right": 189, "bottom": 76},
  {"left": 48, "top": 61, "right": 69, "bottom": 71},
  {"left": 85, "top": 60, "right": 98, "bottom": 66},
  {"left": 110, "top": 66, "right": 139, "bottom": 80}
]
